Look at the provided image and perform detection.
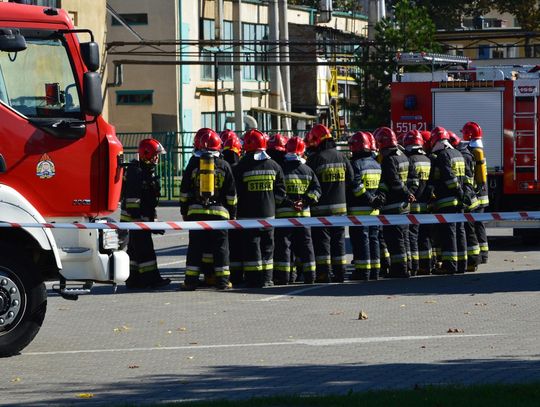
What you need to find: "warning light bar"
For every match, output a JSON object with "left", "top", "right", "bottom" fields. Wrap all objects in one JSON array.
[{"left": 395, "top": 52, "right": 471, "bottom": 66}]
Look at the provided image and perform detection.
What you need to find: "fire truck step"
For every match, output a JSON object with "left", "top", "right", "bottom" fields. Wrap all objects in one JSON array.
[{"left": 52, "top": 282, "right": 93, "bottom": 301}]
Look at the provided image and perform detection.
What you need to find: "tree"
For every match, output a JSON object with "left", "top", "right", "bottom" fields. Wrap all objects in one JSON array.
[
  {"left": 493, "top": 0, "right": 540, "bottom": 31},
  {"left": 356, "top": 0, "right": 439, "bottom": 128},
  {"left": 288, "top": 0, "right": 363, "bottom": 12}
]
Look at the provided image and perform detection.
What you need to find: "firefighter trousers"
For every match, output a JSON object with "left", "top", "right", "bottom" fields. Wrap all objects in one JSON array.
[
  {"left": 475, "top": 207, "right": 489, "bottom": 263},
  {"left": 312, "top": 226, "right": 347, "bottom": 282},
  {"left": 274, "top": 227, "right": 316, "bottom": 284},
  {"left": 436, "top": 208, "right": 467, "bottom": 274},
  {"left": 185, "top": 229, "right": 230, "bottom": 289},
  {"left": 126, "top": 230, "right": 162, "bottom": 286},
  {"left": 242, "top": 227, "right": 274, "bottom": 288},
  {"left": 349, "top": 225, "right": 381, "bottom": 280},
  {"left": 464, "top": 213, "right": 481, "bottom": 270},
  {"left": 228, "top": 229, "right": 244, "bottom": 285},
  {"left": 415, "top": 223, "right": 433, "bottom": 274},
  {"left": 383, "top": 224, "right": 409, "bottom": 277}
]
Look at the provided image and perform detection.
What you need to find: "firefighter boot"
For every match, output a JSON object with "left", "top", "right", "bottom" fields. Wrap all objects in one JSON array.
[{"left": 273, "top": 269, "right": 290, "bottom": 286}]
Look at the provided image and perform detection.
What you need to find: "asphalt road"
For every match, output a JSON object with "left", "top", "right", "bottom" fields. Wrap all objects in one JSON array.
[{"left": 2, "top": 207, "right": 540, "bottom": 406}]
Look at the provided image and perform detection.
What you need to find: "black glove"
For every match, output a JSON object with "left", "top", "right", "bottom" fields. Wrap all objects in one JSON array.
[
  {"left": 152, "top": 230, "right": 165, "bottom": 235},
  {"left": 371, "top": 193, "right": 386, "bottom": 209}
]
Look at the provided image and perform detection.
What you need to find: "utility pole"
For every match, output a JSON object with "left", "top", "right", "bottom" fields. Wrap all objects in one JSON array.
[
  {"left": 278, "top": 0, "right": 291, "bottom": 132},
  {"left": 268, "top": 0, "right": 281, "bottom": 129},
  {"left": 233, "top": 0, "right": 243, "bottom": 133}
]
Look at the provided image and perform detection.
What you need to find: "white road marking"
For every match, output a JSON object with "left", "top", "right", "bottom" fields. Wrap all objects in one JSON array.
[
  {"left": 159, "top": 259, "right": 186, "bottom": 267},
  {"left": 22, "top": 334, "right": 500, "bottom": 356},
  {"left": 257, "top": 284, "right": 334, "bottom": 301}
]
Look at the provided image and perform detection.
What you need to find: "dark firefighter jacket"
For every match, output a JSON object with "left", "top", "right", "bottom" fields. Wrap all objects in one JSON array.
[
  {"left": 457, "top": 142, "right": 480, "bottom": 211},
  {"left": 379, "top": 148, "right": 416, "bottom": 214},
  {"left": 179, "top": 154, "right": 237, "bottom": 220},
  {"left": 233, "top": 152, "right": 286, "bottom": 219},
  {"left": 121, "top": 160, "right": 161, "bottom": 222},
  {"left": 276, "top": 159, "right": 321, "bottom": 218},
  {"left": 429, "top": 146, "right": 466, "bottom": 210},
  {"left": 347, "top": 152, "right": 382, "bottom": 216},
  {"left": 306, "top": 139, "right": 355, "bottom": 216},
  {"left": 406, "top": 150, "right": 432, "bottom": 213},
  {"left": 468, "top": 145, "right": 489, "bottom": 207}
]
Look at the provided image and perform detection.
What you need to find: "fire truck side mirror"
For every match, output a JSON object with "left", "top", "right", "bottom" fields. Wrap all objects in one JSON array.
[
  {"left": 0, "top": 154, "right": 6, "bottom": 174},
  {"left": 83, "top": 72, "right": 103, "bottom": 116},
  {"left": 80, "top": 41, "right": 99, "bottom": 72}
]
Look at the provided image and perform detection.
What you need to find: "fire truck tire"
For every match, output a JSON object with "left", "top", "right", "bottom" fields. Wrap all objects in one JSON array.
[{"left": 0, "top": 256, "right": 47, "bottom": 358}]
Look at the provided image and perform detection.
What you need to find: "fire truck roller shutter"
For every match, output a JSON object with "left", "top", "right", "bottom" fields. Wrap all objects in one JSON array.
[{"left": 432, "top": 89, "right": 503, "bottom": 170}]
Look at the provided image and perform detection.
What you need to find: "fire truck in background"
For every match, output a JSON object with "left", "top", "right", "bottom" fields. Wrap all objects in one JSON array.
[
  {"left": 391, "top": 52, "right": 540, "bottom": 212},
  {"left": 0, "top": 3, "right": 128, "bottom": 356}
]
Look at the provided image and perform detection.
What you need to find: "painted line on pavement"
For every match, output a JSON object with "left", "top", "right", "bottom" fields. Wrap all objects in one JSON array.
[
  {"left": 22, "top": 334, "right": 499, "bottom": 356},
  {"left": 257, "top": 284, "right": 334, "bottom": 301}
]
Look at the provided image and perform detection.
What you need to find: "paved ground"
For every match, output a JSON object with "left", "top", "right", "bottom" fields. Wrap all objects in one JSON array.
[{"left": 2, "top": 207, "right": 540, "bottom": 406}]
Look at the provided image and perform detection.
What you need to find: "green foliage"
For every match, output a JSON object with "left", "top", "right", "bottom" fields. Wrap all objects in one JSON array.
[
  {"left": 494, "top": 0, "right": 540, "bottom": 31},
  {"left": 356, "top": 0, "right": 439, "bottom": 128},
  {"left": 288, "top": 0, "right": 363, "bottom": 12}
]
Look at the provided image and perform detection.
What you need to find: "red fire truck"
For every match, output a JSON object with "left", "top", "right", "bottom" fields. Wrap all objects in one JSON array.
[
  {"left": 0, "top": 3, "right": 128, "bottom": 356},
  {"left": 391, "top": 52, "right": 540, "bottom": 211}
]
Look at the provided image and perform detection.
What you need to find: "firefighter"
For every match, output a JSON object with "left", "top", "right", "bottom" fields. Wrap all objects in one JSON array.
[
  {"left": 462, "top": 121, "right": 489, "bottom": 264},
  {"left": 375, "top": 127, "right": 416, "bottom": 278},
  {"left": 179, "top": 129, "right": 237, "bottom": 291},
  {"left": 306, "top": 124, "right": 355, "bottom": 283},
  {"left": 221, "top": 133, "right": 244, "bottom": 285},
  {"left": 403, "top": 130, "right": 432, "bottom": 276},
  {"left": 273, "top": 136, "right": 321, "bottom": 285},
  {"left": 121, "top": 138, "right": 171, "bottom": 289},
  {"left": 429, "top": 127, "right": 468, "bottom": 274},
  {"left": 234, "top": 129, "right": 287, "bottom": 288},
  {"left": 449, "top": 131, "right": 481, "bottom": 271},
  {"left": 347, "top": 131, "right": 384, "bottom": 280},
  {"left": 267, "top": 133, "right": 288, "bottom": 165}
]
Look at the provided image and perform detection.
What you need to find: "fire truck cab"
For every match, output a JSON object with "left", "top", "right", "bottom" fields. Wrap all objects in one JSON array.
[
  {"left": 391, "top": 52, "right": 540, "bottom": 211},
  {"left": 0, "top": 3, "right": 128, "bottom": 356}
]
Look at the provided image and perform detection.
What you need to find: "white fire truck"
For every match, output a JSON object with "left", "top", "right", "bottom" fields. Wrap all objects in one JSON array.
[{"left": 391, "top": 52, "right": 540, "bottom": 212}]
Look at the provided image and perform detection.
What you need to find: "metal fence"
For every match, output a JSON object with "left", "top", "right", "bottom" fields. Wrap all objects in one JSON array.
[{"left": 118, "top": 131, "right": 352, "bottom": 200}]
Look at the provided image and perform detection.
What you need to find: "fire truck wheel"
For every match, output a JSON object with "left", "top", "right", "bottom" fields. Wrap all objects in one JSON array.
[{"left": 0, "top": 256, "right": 46, "bottom": 357}]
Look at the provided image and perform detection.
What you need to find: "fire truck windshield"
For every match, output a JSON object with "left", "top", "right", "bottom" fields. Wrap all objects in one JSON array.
[{"left": 0, "top": 35, "right": 81, "bottom": 119}]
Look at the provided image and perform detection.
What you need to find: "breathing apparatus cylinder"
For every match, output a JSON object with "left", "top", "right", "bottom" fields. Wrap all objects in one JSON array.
[{"left": 199, "top": 153, "right": 215, "bottom": 205}]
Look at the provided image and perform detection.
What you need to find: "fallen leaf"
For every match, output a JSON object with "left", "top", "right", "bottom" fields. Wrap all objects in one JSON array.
[
  {"left": 189, "top": 342, "right": 198, "bottom": 345},
  {"left": 167, "top": 330, "right": 172, "bottom": 334},
  {"left": 177, "top": 327, "right": 187, "bottom": 332},
  {"left": 11, "top": 377, "right": 21, "bottom": 383},
  {"left": 474, "top": 303, "right": 487, "bottom": 306},
  {"left": 158, "top": 320, "right": 165, "bottom": 325},
  {"left": 358, "top": 311, "right": 369, "bottom": 320},
  {"left": 464, "top": 312, "right": 471, "bottom": 315},
  {"left": 187, "top": 356, "right": 194, "bottom": 360},
  {"left": 57, "top": 307, "right": 70, "bottom": 311},
  {"left": 76, "top": 393, "right": 94, "bottom": 399},
  {"left": 447, "top": 328, "right": 465, "bottom": 333},
  {"left": 164, "top": 302, "right": 170, "bottom": 305},
  {"left": 424, "top": 300, "right": 437, "bottom": 304},
  {"left": 128, "top": 365, "right": 139, "bottom": 369},
  {"left": 420, "top": 346, "right": 426, "bottom": 349},
  {"left": 400, "top": 304, "right": 407, "bottom": 308}
]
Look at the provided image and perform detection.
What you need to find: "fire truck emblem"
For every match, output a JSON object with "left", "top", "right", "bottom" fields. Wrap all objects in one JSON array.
[
  {"left": 36, "top": 153, "right": 56, "bottom": 179},
  {"left": 518, "top": 86, "right": 536, "bottom": 94}
]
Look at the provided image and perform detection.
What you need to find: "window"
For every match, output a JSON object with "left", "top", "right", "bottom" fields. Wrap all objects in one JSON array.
[
  {"left": 111, "top": 13, "right": 148, "bottom": 26},
  {"left": 506, "top": 44, "right": 518, "bottom": 58},
  {"left": 201, "top": 19, "right": 234, "bottom": 81},
  {"left": 478, "top": 45, "right": 491, "bottom": 60},
  {"left": 242, "top": 22, "right": 269, "bottom": 81},
  {"left": 201, "top": 111, "right": 235, "bottom": 131},
  {"left": 492, "top": 48, "right": 504, "bottom": 59},
  {"left": 116, "top": 90, "right": 153, "bottom": 105}
]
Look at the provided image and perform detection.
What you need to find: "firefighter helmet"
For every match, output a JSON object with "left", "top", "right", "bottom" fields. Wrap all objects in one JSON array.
[
  {"left": 243, "top": 129, "right": 267, "bottom": 152},
  {"left": 349, "top": 131, "right": 372, "bottom": 153},
  {"left": 223, "top": 134, "right": 242, "bottom": 156},
  {"left": 199, "top": 129, "right": 222, "bottom": 151},
  {"left": 420, "top": 131, "right": 432, "bottom": 150},
  {"left": 397, "top": 132, "right": 406, "bottom": 146},
  {"left": 364, "top": 131, "right": 377, "bottom": 151},
  {"left": 194, "top": 128, "right": 215, "bottom": 150},
  {"left": 374, "top": 127, "right": 398, "bottom": 149},
  {"left": 403, "top": 129, "right": 424, "bottom": 148},
  {"left": 430, "top": 126, "right": 450, "bottom": 149},
  {"left": 307, "top": 124, "right": 332, "bottom": 147},
  {"left": 268, "top": 133, "right": 288, "bottom": 152},
  {"left": 461, "top": 121, "right": 483, "bottom": 140},
  {"left": 285, "top": 136, "right": 306, "bottom": 155},
  {"left": 138, "top": 138, "right": 166, "bottom": 164},
  {"left": 448, "top": 131, "right": 461, "bottom": 148},
  {"left": 219, "top": 129, "right": 237, "bottom": 144}
]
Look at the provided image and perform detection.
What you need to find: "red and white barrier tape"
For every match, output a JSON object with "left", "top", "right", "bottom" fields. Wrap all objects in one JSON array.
[{"left": 1, "top": 211, "right": 540, "bottom": 231}]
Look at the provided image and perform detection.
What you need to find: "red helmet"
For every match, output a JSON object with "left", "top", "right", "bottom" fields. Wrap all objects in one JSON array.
[
  {"left": 430, "top": 126, "right": 450, "bottom": 149},
  {"left": 307, "top": 124, "right": 332, "bottom": 148},
  {"left": 349, "top": 131, "right": 372, "bottom": 153},
  {"left": 403, "top": 129, "right": 424, "bottom": 148},
  {"left": 374, "top": 127, "right": 398, "bottom": 149},
  {"left": 397, "top": 132, "right": 406, "bottom": 146},
  {"left": 138, "top": 138, "right": 165, "bottom": 163},
  {"left": 243, "top": 129, "right": 267, "bottom": 152},
  {"left": 285, "top": 136, "right": 306, "bottom": 155},
  {"left": 199, "top": 129, "right": 222, "bottom": 151},
  {"left": 304, "top": 130, "right": 317, "bottom": 148},
  {"left": 268, "top": 133, "right": 288, "bottom": 152},
  {"left": 461, "top": 121, "right": 482, "bottom": 140},
  {"left": 448, "top": 131, "right": 461, "bottom": 148},
  {"left": 223, "top": 134, "right": 242, "bottom": 156},
  {"left": 420, "top": 131, "right": 431, "bottom": 150},
  {"left": 194, "top": 128, "right": 215, "bottom": 150},
  {"left": 219, "top": 129, "right": 237, "bottom": 145},
  {"left": 365, "top": 131, "right": 377, "bottom": 151}
]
